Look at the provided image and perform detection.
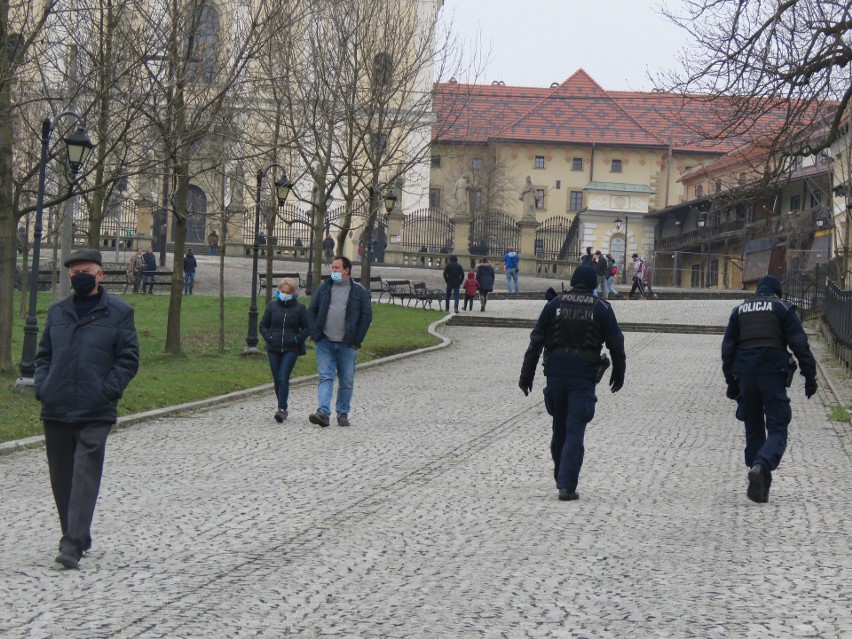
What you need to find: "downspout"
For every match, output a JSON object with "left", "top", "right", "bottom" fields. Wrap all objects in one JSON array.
[
  {"left": 589, "top": 143, "right": 595, "bottom": 183},
  {"left": 664, "top": 136, "right": 673, "bottom": 208}
]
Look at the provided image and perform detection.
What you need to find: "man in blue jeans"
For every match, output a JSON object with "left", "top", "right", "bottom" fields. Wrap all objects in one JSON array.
[
  {"left": 307, "top": 256, "right": 372, "bottom": 427},
  {"left": 504, "top": 247, "right": 520, "bottom": 293}
]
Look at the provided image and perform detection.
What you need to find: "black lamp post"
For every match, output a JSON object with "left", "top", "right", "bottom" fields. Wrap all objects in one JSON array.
[
  {"left": 614, "top": 215, "right": 629, "bottom": 285},
  {"left": 244, "top": 164, "right": 293, "bottom": 354},
  {"left": 17, "top": 112, "right": 95, "bottom": 385},
  {"left": 361, "top": 184, "right": 397, "bottom": 287}
]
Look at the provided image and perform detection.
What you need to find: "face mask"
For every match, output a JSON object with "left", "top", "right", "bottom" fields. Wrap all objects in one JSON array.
[
  {"left": 330, "top": 272, "right": 343, "bottom": 282},
  {"left": 277, "top": 292, "right": 293, "bottom": 301},
  {"left": 71, "top": 273, "right": 97, "bottom": 296}
]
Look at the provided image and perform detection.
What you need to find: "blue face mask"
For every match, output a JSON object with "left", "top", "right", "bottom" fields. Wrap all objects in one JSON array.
[
  {"left": 276, "top": 291, "right": 293, "bottom": 301},
  {"left": 330, "top": 272, "right": 343, "bottom": 282}
]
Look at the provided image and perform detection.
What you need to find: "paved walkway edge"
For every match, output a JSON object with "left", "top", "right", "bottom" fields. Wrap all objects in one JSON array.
[{"left": 0, "top": 314, "right": 454, "bottom": 457}]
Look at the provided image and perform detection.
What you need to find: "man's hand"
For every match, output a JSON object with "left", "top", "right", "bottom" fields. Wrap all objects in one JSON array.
[
  {"left": 726, "top": 380, "right": 740, "bottom": 400},
  {"left": 805, "top": 378, "right": 818, "bottom": 399},
  {"left": 519, "top": 377, "right": 533, "bottom": 396}
]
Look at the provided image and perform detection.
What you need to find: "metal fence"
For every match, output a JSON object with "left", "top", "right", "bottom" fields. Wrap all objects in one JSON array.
[
  {"left": 534, "top": 215, "right": 576, "bottom": 260},
  {"left": 468, "top": 210, "right": 520, "bottom": 256},
  {"left": 401, "top": 208, "right": 454, "bottom": 253},
  {"left": 824, "top": 279, "right": 852, "bottom": 347}
]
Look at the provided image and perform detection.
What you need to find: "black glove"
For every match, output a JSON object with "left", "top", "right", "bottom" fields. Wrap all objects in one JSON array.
[
  {"left": 805, "top": 378, "right": 818, "bottom": 399},
  {"left": 609, "top": 351, "right": 625, "bottom": 393},
  {"left": 519, "top": 377, "right": 533, "bottom": 396},
  {"left": 726, "top": 380, "right": 739, "bottom": 400}
]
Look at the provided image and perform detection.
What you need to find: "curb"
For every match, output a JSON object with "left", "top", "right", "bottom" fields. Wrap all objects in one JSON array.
[{"left": 0, "top": 315, "right": 454, "bottom": 457}]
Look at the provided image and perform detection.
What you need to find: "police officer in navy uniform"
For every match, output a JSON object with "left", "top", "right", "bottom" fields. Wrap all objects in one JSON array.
[
  {"left": 519, "top": 265, "right": 626, "bottom": 501},
  {"left": 721, "top": 274, "right": 817, "bottom": 503}
]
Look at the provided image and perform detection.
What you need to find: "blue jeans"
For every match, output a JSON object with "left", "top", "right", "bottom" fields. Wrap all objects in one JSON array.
[
  {"left": 605, "top": 276, "right": 618, "bottom": 296},
  {"left": 506, "top": 267, "right": 519, "bottom": 292},
  {"left": 183, "top": 272, "right": 195, "bottom": 293},
  {"left": 315, "top": 338, "right": 357, "bottom": 417},
  {"left": 445, "top": 285, "right": 460, "bottom": 311},
  {"left": 547, "top": 377, "right": 597, "bottom": 491},
  {"left": 268, "top": 351, "right": 299, "bottom": 411}
]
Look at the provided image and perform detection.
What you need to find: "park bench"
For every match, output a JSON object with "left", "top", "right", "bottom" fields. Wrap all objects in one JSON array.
[
  {"left": 99, "top": 262, "right": 129, "bottom": 290},
  {"left": 412, "top": 282, "right": 444, "bottom": 310},
  {"left": 369, "top": 276, "right": 391, "bottom": 303},
  {"left": 258, "top": 271, "right": 307, "bottom": 290},
  {"left": 137, "top": 266, "right": 174, "bottom": 293},
  {"left": 386, "top": 279, "right": 416, "bottom": 306}
]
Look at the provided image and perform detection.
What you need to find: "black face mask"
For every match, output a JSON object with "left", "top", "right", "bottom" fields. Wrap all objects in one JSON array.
[{"left": 71, "top": 273, "right": 97, "bottom": 296}]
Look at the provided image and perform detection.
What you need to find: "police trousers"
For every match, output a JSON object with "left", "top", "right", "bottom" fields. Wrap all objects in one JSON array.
[
  {"left": 737, "top": 373, "right": 791, "bottom": 481},
  {"left": 546, "top": 376, "right": 597, "bottom": 491}
]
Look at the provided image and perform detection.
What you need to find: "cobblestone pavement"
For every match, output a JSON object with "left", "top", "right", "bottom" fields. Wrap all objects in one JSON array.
[{"left": 1, "top": 300, "right": 850, "bottom": 638}]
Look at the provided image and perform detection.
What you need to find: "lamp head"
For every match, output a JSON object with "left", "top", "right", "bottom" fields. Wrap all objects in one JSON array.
[{"left": 63, "top": 127, "right": 95, "bottom": 175}]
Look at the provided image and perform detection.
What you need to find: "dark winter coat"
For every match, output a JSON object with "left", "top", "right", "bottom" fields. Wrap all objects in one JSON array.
[
  {"left": 260, "top": 297, "right": 311, "bottom": 355},
  {"left": 475, "top": 264, "right": 495, "bottom": 292},
  {"left": 308, "top": 278, "right": 372, "bottom": 348},
  {"left": 34, "top": 289, "right": 140, "bottom": 424},
  {"left": 142, "top": 251, "right": 157, "bottom": 271},
  {"left": 443, "top": 260, "right": 465, "bottom": 287}
]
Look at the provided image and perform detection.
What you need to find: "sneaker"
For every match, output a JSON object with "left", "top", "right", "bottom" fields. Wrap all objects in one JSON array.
[
  {"left": 747, "top": 465, "right": 768, "bottom": 503},
  {"left": 274, "top": 410, "right": 288, "bottom": 423},
  {"left": 337, "top": 414, "right": 351, "bottom": 427},
  {"left": 309, "top": 411, "right": 330, "bottom": 427},
  {"left": 55, "top": 551, "right": 79, "bottom": 569},
  {"left": 558, "top": 489, "right": 579, "bottom": 501}
]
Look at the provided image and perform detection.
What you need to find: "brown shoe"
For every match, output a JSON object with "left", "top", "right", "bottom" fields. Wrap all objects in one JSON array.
[
  {"left": 337, "top": 414, "right": 351, "bottom": 427},
  {"left": 309, "top": 411, "right": 330, "bottom": 427}
]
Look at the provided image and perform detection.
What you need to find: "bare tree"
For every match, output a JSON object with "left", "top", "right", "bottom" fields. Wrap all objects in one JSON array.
[{"left": 658, "top": 0, "right": 852, "bottom": 166}]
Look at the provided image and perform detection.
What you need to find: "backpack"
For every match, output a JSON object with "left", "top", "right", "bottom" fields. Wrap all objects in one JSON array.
[{"left": 610, "top": 265, "right": 618, "bottom": 276}]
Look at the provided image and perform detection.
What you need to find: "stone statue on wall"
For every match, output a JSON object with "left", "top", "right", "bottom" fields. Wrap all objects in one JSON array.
[
  {"left": 453, "top": 174, "right": 470, "bottom": 214},
  {"left": 519, "top": 176, "right": 538, "bottom": 218}
]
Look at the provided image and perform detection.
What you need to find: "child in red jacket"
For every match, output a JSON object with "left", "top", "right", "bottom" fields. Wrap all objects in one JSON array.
[{"left": 462, "top": 271, "right": 479, "bottom": 311}]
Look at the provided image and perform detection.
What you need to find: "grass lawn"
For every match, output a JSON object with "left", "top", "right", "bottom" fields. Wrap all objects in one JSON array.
[{"left": 0, "top": 292, "right": 443, "bottom": 443}]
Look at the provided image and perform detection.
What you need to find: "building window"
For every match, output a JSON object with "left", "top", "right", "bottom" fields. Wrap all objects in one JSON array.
[
  {"left": 471, "top": 189, "right": 483, "bottom": 211},
  {"left": 471, "top": 157, "right": 483, "bottom": 171},
  {"left": 534, "top": 155, "right": 545, "bottom": 169},
  {"left": 429, "top": 188, "right": 441, "bottom": 209},
  {"left": 569, "top": 191, "right": 583, "bottom": 211},
  {"left": 611, "top": 159, "right": 622, "bottom": 173},
  {"left": 373, "top": 52, "right": 394, "bottom": 87},
  {"left": 708, "top": 259, "right": 719, "bottom": 287},
  {"left": 431, "top": 155, "right": 441, "bottom": 168},
  {"left": 189, "top": 3, "right": 219, "bottom": 84},
  {"left": 695, "top": 184, "right": 703, "bottom": 198},
  {"left": 810, "top": 192, "right": 823, "bottom": 208},
  {"left": 790, "top": 196, "right": 801, "bottom": 211},
  {"left": 715, "top": 180, "right": 722, "bottom": 193},
  {"left": 535, "top": 189, "right": 545, "bottom": 209},
  {"left": 572, "top": 157, "right": 583, "bottom": 171}
]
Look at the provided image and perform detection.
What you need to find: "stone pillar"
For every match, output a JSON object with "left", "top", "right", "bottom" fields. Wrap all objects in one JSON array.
[
  {"left": 518, "top": 218, "right": 538, "bottom": 275},
  {"left": 383, "top": 209, "right": 405, "bottom": 265},
  {"left": 451, "top": 212, "right": 472, "bottom": 268}
]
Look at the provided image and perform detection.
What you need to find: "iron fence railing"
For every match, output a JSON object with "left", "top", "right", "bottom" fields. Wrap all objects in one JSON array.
[
  {"left": 783, "top": 267, "right": 825, "bottom": 314},
  {"left": 824, "top": 279, "right": 852, "bottom": 347}
]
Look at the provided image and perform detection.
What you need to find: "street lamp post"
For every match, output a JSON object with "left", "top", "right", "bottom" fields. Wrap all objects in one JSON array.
[
  {"left": 244, "top": 164, "right": 293, "bottom": 355},
  {"left": 305, "top": 187, "right": 318, "bottom": 295},
  {"left": 614, "top": 215, "right": 629, "bottom": 285},
  {"left": 361, "top": 184, "right": 397, "bottom": 287},
  {"left": 17, "top": 112, "right": 95, "bottom": 386}
]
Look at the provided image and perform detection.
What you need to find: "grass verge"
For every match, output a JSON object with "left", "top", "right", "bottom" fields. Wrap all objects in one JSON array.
[
  {"left": 0, "top": 292, "right": 443, "bottom": 443},
  {"left": 828, "top": 405, "right": 851, "bottom": 422}
]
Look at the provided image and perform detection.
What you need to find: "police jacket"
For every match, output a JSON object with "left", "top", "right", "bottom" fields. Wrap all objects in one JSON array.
[
  {"left": 260, "top": 297, "right": 311, "bottom": 355},
  {"left": 721, "top": 284, "right": 816, "bottom": 382},
  {"left": 521, "top": 286, "right": 625, "bottom": 382},
  {"left": 308, "top": 277, "right": 372, "bottom": 348},
  {"left": 34, "top": 289, "right": 140, "bottom": 424}
]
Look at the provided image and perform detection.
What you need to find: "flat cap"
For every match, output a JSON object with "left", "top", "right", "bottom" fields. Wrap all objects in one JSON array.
[{"left": 64, "top": 248, "right": 103, "bottom": 268}]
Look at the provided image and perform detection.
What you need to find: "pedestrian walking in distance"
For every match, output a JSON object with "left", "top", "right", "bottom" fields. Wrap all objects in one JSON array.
[
  {"left": 721, "top": 275, "right": 817, "bottom": 503},
  {"left": 519, "top": 264, "right": 626, "bottom": 502},
  {"left": 261, "top": 278, "right": 311, "bottom": 424},
  {"left": 35, "top": 248, "right": 140, "bottom": 569},
  {"left": 442, "top": 255, "right": 465, "bottom": 313}
]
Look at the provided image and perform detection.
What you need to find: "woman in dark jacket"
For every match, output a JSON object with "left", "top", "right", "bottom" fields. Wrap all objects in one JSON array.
[
  {"left": 259, "top": 278, "right": 311, "bottom": 423},
  {"left": 475, "top": 258, "right": 496, "bottom": 312}
]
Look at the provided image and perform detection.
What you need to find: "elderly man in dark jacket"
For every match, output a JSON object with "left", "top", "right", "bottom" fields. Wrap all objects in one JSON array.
[
  {"left": 721, "top": 274, "right": 817, "bottom": 503},
  {"left": 519, "top": 265, "right": 626, "bottom": 502},
  {"left": 34, "top": 248, "right": 139, "bottom": 569},
  {"left": 307, "top": 256, "right": 372, "bottom": 428}
]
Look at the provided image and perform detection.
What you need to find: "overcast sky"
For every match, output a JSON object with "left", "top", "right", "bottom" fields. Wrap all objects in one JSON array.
[{"left": 439, "top": 0, "right": 693, "bottom": 91}]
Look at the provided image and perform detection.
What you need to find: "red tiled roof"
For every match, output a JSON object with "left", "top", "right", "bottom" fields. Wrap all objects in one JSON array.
[{"left": 433, "top": 69, "right": 790, "bottom": 155}]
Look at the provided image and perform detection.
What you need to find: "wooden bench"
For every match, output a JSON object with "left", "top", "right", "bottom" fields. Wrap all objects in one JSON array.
[
  {"left": 138, "top": 267, "right": 173, "bottom": 293},
  {"left": 386, "top": 279, "right": 416, "bottom": 306},
  {"left": 412, "top": 282, "right": 444, "bottom": 309},
  {"left": 259, "top": 271, "right": 307, "bottom": 290},
  {"left": 369, "top": 276, "right": 391, "bottom": 303}
]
